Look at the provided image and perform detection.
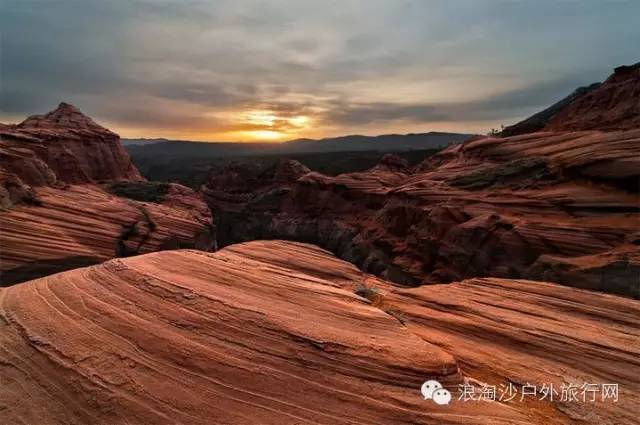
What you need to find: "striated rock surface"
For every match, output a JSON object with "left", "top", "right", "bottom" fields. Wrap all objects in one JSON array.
[
  {"left": 381, "top": 275, "right": 640, "bottom": 425},
  {"left": 203, "top": 65, "right": 640, "bottom": 297},
  {"left": 501, "top": 62, "right": 639, "bottom": 136},
  {"left": 0, "top": 183, "right": 214, "bottom": 286},
  {"left": 0, "top": 104, "right": 214, "bottom": 285},
  {"left": 1, "top": 240, "right": 637, "bottom": 424},
  {"left": 204, "top": 130, "right": 640, "bottom": 297},
  {"left": 500, "top": 82, "right": 602, "bottom": 137},
  {"left": 544, "top": 62, "right": 640, "bottom": 132},
  {"left": 0, "top": 102, "right": 142, "bottom": 185}
]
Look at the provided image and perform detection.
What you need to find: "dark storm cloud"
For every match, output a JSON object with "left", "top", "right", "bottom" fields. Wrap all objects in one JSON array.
[{"left": 1, "top": 0, "right": 639, "bottom": 136}]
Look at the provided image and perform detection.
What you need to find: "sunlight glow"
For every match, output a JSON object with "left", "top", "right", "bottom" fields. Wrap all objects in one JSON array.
[
  {"left": 231, "top": 109, "right": 313, "bottom": 141},
  {"left": 246, "top": 110, "right": 277, "bottom": 127},
  {"left": 244, "top": 130, "right": 284, "bottom": 140},
  {"left": 289, "top": 115, "right": 310, "bottom": 127}
]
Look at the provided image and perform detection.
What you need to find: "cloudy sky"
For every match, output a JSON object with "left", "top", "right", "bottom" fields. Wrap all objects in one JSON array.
[{"left": 2, "top": 0, "right": 638, "bottom": 141}]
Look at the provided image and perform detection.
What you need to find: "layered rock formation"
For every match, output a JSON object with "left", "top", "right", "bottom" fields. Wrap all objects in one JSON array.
[
  {"left": 0, "top": 104, "right": 214, "bottom": 285},
  {"left": 1, "top": 241, "right": 637, "bottom": 424},
  {"left": 203, "top": 65, "right": 640, "bottom": 297},
  {"left": 544, "top": 62, "right": 640, "bottom": 132},
  {"left": 204, "top": 130, "right": 639, "bottom": 297},
  {"left": 500, "top": 82, "right": 601, "bottom": 137},
  {"left": 382, "top": 275, "right": 640, "bottom": 425},
  {"left": 501, "top": 61, "right": 639, "bottom": 136},
  {"left": 0, "top": 102, "right": 142, "bottom": 187}
]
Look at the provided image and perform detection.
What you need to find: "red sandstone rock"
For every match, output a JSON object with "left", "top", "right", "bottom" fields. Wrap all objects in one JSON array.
[
  {"left": 0, "top": 240, "right": 637, "bottom": 424},
  {"left": 273, "top": 158, "right": 311, "bottom": 182},
  {"left": 0, "top": 104, "right": 214, "bottom": 285},
  {"left": 204, "top": 129, "right": 639, "bottom": 296},
  {"left": 500, "top": 63, "right": 639, "bottom": 136},
  {"left": 0, "top": 184, "right": 214, "bottom": 285},
  {"left": 0, "top": 102, "right": 142, "bottom": 185},
  {"left": 203, "top": 65, "right": 639, "bottom": 296},
  {"left": 383, "top": 275, "right": 640, "bottom": 425},
  {"left": 544, "top": 62, "right": 640, "bottom": 132}
]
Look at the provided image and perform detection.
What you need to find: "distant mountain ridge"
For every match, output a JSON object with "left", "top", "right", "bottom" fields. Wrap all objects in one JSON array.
[
  {"left": 123, "top": 131, "right": 473, "bottom": 156},
  {"left": 284, "top": 131, "right": 472, "bottom": 152},
  {"left": 121, "top": 138, "right": 169, "bottom": 146}
]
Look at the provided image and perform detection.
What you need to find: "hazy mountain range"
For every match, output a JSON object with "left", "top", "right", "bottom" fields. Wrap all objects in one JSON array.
[{"left": 123, "top": 131, "right": 473, "bottom": 157}]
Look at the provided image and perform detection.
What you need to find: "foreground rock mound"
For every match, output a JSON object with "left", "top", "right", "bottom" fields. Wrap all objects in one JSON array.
[
  {"left": 0, "top": 104, "right": 214, "bottom": 285},
  {"left": 383, "top": 277, "right": 640, "bottom": 425},
  {"left": 204, "top": 65, "right": 640, "bottom": 297},
  {"left": 1, "top": 241, "right": 637, "bottom": 424}
]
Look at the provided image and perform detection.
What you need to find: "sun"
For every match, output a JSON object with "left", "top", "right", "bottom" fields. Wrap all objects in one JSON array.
[
  {"left": 246, "top": 110, "right": 278, "bottom": 127},
  {"left": 236, "top": 109, "right": 312, "bottom": 141},
  {"left": 246, "top": 130, "right": 284, "bottom": 140},
  {"left": 288, "top": 115, "right": 310, "bottom": 128}
]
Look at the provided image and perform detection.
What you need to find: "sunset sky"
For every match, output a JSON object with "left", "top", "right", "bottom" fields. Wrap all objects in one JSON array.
[{"left": 2, "top": 0, "right": 639, "bottom": 142}]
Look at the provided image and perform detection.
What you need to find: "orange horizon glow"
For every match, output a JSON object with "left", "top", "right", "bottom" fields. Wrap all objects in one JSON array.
[
  {"left": 233, "top": 108, "right": 313, "bottom": 141},
  {"left": 111, "top": 116, "right": 498, "bottom": 143},
  {"left": 104, "top": 107, "right": 320, "bottom": 142},
  {"left": 240, "top": 129, "right": 285, "bottom": 141}
]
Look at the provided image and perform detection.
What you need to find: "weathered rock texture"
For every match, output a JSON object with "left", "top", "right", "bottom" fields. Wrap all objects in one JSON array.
[
  {"left": 544, "top": 62, "right": 640, "bottom": 132},
  {"left": 204, "top": 130, "right": 639, "bottom": 297},
  {"left": 0, "top": 102, "right": 142, "bottom": 187},
  {"left": 381, "top": 275, "right": 640, "bottom": 425},
  {"left": 0, "top": 104, "right": 214, "bottom": 285},
  {"left": 500, "top": 82, "right": 601, "bottom": 137},
  {"left": 501, "top": 62, "right": 639, "bottom": 136},
  {"left": 203, "top": 65, "right": 640, "bottom": 297},
  {"left": 1, "top": 241, "right": 637, "bottom": 424}
]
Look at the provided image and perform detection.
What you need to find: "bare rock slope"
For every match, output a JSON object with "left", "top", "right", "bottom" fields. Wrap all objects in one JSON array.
[
  {"left": 0, "top": 102, "right": 142, "bottom": 186},
  {"left": 501, "top": 61, "right": 639, "bottom": 136},
  {"left": 544, "top": 62, "right": 640, "bottom": 132},
  {"left": 0, "top": 104, "right": 214, "bottom": 285},
  {"left": 1, "top": 241, "right": 637, "bottom": 424}
]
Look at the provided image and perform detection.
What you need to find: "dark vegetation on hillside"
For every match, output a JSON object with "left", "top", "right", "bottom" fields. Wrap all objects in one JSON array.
[
  {"left": 128, "top": 149, "right": 440, "bottom": 188},
  {"left": 106, "top": 181, "right": 170, "bottom": 203},
  {"left": 449, "top": 157, "right": 554, "bottom": 190}
]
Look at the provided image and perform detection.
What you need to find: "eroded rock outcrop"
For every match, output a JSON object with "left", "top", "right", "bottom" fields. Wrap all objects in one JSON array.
[
  {"left": 0, "top": 241, "right": 637, "bottom": 424},
  {"left": 500, "top": 82, "right": 602, "bottom": 137},
  {"left": 544, "top": 62, "right": 640, "bottom": 132},
  {"left": 0, "top": 102, "right": 142, "bottom": 186},
  {"left": 501, "top": 61, "right": 639, "bottom": 136},
  {"left": 203, "top": 66, "right": 640, "bottom": 297},
  {"left": 204, "top": 130, "right": 639, "bottom": 296},
  {"left": 0, "top": 104, "right": 214, "bottom": 285}
]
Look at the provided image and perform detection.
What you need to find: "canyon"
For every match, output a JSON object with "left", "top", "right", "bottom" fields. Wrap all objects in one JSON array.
[
  {"left": 0, "top": 63, "right": 638, "bottom": 424},
  {"left": 204, "top": 64, "right": 640, "bottom": 298}
]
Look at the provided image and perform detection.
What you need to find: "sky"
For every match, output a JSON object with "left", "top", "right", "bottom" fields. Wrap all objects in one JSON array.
[{"left": 1, "top": 0, "right": 639, "bottom": 142}]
